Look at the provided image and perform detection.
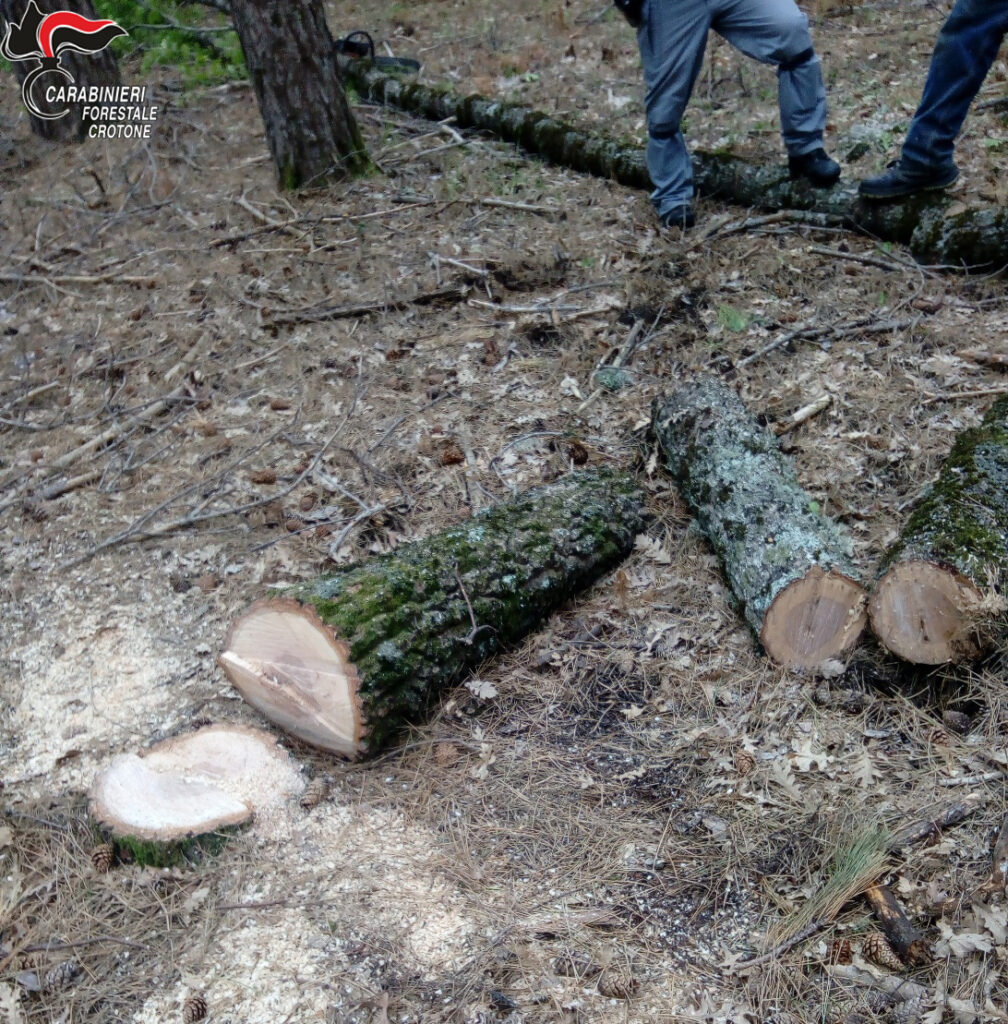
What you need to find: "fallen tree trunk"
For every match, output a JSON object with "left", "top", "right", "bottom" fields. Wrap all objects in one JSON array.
[
  {"left": 340, "top": 61, "right": 1008, "bottom": 268},
  {"left": 869, "top": 397, "right": 1008, "bottom": 664},
  {"left": 89, "top": 724, "right": 303, "bottom": 867},
  {"left": 220, "top": 470, "right": 645, "bottom": 757},
  {"left": 652, "top": 378, "right": 865, "bottom": 667}
]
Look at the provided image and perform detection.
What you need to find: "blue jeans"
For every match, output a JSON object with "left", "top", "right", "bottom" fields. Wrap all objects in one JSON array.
[
  {"left": 638, "top": 0, "right": 828, "bottom": 216},
  {"left": 902, "top": 0, "right": 1008, "bottom": 170}
]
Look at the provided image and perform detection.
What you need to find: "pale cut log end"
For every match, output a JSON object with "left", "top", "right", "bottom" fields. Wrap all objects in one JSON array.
[
  {"left": 760, "top": 567, "right": 867, "bottom": 668},
  {"left": 220, "top": 599, "right": 365, "bottom": 758},
  {"left": 869, "top": 560, "right": 985, "bottom": 664}
]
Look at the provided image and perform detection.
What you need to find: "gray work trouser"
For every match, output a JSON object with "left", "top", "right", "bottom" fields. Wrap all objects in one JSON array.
[{"left": 638, "top": 0, "right": 828, "bottom": 217}]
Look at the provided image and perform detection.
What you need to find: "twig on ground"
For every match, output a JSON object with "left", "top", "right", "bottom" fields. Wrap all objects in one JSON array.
[
  {"left": 957, "top": 348, "right": 1008, "bottom": 370},
  {"left": 737, "top": 316, "right": 915, "bottom": 369},
  {"left": 922, "top": 385, "right": 1008, "bottom": 404},
  {"left": 774, "top": 393, "right": 832, "bottom": 436},
  {"left": 806, "top": 243, "right": 907, "bottom": 273},
  {"left": 267, "top": 284, "right": 472, "bottom": 325}
]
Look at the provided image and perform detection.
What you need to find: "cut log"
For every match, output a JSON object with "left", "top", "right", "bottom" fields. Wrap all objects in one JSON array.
[
  {"left": 652, "top": 377, "right": 865, "bottom": 667},
  {"left": 869, "top": 397, "right": 1008, "bottom": 664},
  {"left": 864, "top": 882, "right": 931, "bottom": 966},
  {"left": 339, "top": 60, "right": 1008, "bottom": 269},
  {"left": 220, "top": 470, "right": 645, "bottom": 757},
  {"left": 89, "top": 724, "right": 302, "bottom": 866}
]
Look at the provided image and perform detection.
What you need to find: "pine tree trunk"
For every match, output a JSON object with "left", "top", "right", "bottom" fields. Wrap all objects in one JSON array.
[
  {"left": 228, "top": 0, "right": 369, "bottom": 188},
  {"left": 220, "top": 470, "right": 645, "bottom": 757},
  {"left": 0, "top": 0, "right": 121, "bottom": 142},
  {"left": 652, "top": 378, "right": 866, "bottom": 668},
  {"left": 870, "top": 397, "right": 1008, "bottom": 664}
]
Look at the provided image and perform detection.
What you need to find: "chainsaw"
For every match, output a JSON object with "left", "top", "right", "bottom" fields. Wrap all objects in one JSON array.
[{"left": 335, "top": 31, "right": 420, "bottom": 74}]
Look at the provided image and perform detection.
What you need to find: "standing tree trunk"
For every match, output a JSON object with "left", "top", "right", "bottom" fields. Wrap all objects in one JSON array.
[
  {"left": 0, "top": 0, "right": 121, "bottom": 142},
  {"left": 228, "top": 0, "right": 370, "bottom": 188}
]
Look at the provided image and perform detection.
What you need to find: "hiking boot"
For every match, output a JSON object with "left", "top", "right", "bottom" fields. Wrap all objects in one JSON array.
[
  {"left": 788, "top": 148, "right": 841, "bottom": 188},
  {"left": 660, "top": 204, "right": 696, "bottom": 230},
  {"left": 858, "top": 159, "right": 959, "bottom": 200}
]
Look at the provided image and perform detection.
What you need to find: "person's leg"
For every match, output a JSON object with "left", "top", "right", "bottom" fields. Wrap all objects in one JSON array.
[
  {"left": 712, "top": 0, "right": 827, "bottom": 157},
  {"left": 637, "top": 0, "right": 712, "bottom": 219},
  {"left": 901, "top": 0, "right": 1008, "bottom": 170}
]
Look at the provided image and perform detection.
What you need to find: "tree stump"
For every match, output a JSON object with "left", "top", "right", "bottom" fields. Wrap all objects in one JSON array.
[
  {"left": 90, "top": 724, "right": 303, "bottom": 866},
  {"left": 870, "top": 396, "right": 1008, "bottom": 663},
  {"left": 652, "top": 378, "right": 866, "bottom": 667},
  {"left": 220, "top": 470, "right": 645, "bottom": 757}
]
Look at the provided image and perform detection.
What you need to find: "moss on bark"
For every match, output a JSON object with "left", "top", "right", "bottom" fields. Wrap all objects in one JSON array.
[
  {"left": 652, "top": 378, "right": 863, "bottom": 661},
  {"left": 281, "top": 470, "right": 645, "bottom": 752},
  {"left": 880, "top": 397, "right": 1008, "bottom": 583}
]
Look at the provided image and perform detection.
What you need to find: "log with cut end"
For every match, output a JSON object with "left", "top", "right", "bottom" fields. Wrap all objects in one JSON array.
[
  {"left": 652, "top": 378, "right": 866, "bottom": 668},
  {"left": 89, "top": 724, "right": 303, "bottom": 866},
  {"left": 220, "top": 470, "right": 645, "bottom": 757},
  {"left": 870, "top": 397, "right": 1008, "bottom": 664}
]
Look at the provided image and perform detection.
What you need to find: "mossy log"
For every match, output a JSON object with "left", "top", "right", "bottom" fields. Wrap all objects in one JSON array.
[
  {"left": 341, "top": 60, "right": 1008, "bottom": 268},
  {"left": 869, "top": 397, "right": 1008, "bottom": 664},
  {"left": 221, "top": 470, "right": 645, "bottom": 757},
  {"left": 652, "top": 378, "right": 865, "bottom": 667},
  {"left": 89, "top": 724, "right": 303, "bottom": 867}
]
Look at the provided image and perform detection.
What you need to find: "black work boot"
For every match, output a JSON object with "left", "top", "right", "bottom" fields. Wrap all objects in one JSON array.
[
  {"left": 659, "top": 204, "right": 696, "bottom": 230},
  {"left": 788, "top": 147, "right": 841, "bottom": 188},
  {"left": 858, "top": 158, "right": 959, "bottom": 200}
]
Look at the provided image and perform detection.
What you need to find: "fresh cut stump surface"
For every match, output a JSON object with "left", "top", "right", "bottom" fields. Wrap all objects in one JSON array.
[
  {"left": 221, "top": 470, "right": 645, "bottom": 757},
  {"left": 652, "top": 377, "right": 866, "bottom": 668}
]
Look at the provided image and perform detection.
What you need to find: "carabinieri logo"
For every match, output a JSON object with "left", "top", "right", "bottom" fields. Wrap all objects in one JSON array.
[{"left": 1, "top": 1, "right": 127, "bottom": 119}]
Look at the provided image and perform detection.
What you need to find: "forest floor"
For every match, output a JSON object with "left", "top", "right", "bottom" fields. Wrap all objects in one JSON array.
[{"left": 1, "top": 1, "right": 1007, "bottom": 1022}]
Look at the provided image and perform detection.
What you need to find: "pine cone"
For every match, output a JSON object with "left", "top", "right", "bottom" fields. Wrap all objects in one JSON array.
[
  {"left": 43, "top": 960, "right": 80, "bottom": 991},
  {"left": 91, "top": 842, "right": 115, "bottom": 873},
  {"left": 827, "top": 937, "right": 852, "bottom": 964},
  {"left": 942, "top": 709, "right": 971, "bottom": 735},
  {"left": 928, "top": 727, "right": 952, "bottom": 748},
  {"left": 299, "top": 777, "right": 328, "bottom": 809},
  {"left": 597, "top": 970, "right": 639, "bottom": 999},
  {"left": 890, "top": 995, "right": 926, "bottom": 1024},
  {"left": 551, "top": 948, "right": 600, "bottom": 978},
  {"left": 183, "top": 992, "right": 208, "bottom": 1023},
  {"left": 861, "top": 932, "right": 903, "bottom": 971},
  {"left": 734, "top": 749, "right": 756, "bottom": 777}
]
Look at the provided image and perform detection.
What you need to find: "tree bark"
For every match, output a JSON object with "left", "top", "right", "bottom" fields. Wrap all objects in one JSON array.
[
  {"left": 869, "top": 396, "right": 1008, "bottom": 664},
  {"left": 340, "top": 61, "right": 1008, "bottom": 269},
  {"left": 89, "top": 724, "right": 302, "bottom": 867},
  {"left": 0, "top": 0, "right": 121, "bottom": 142},
  {"left": 220, "top": 470, "right": 645, "bottom": 757},
  {"left": 228, "top": 0, "right": 369, "bottom": 188},
  {"left": 652, "top": 378, "right": 866, "bottom": 668},
  {"left": 864, "top": 883, "right": 932, "bottom": 966}
]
